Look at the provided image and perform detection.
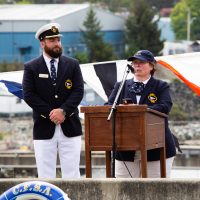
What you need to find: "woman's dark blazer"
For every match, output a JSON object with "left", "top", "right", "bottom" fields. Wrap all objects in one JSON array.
[{"left": 106, "top": 77, "right": 176, "bottom": 161}]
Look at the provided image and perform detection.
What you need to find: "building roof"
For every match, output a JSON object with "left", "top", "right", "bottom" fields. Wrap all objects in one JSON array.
[
  {"left": 0, "top": 4, "right": 125, "bottom": 32},
  {"left": 0, "top": 4, "right": 90, "bottom": 20}
]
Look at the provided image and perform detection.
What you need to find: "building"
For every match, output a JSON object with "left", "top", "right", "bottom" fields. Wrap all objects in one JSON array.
[
  {"left": 157, "top": 17, "right": 175, "bottom": 42},
  {"left": 0, "top": 94, "right": 31, "bottom": 117},
  {"left": 0, "top": 4, "right": 125, "bottom": 63},
  {"left": 162, "top": 41, "right": 194, "bottom": 55}
]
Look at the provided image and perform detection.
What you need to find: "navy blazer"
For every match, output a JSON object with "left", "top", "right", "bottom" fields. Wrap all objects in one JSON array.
[
  {"left": 106, "top": 77, "right": 176, "bottom": 161},
  {"left": 22, "top": 55, "right": 84, "bottom": 140}
]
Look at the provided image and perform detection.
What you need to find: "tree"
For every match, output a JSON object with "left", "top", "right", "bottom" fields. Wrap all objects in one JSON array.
[
  {"left": 74, "top": 52, "right": 89, "bottom": 64},
  {"left": 148, "top": 0, "right": 180, "bottom": 10},
  {"left": 66, "top": 0, "right": 179, "bottom": 13},
  {"left": 125, "top": 0, "right": 163, "bottom": 57},
  {"left": 0, "top": 0, "right": 15, "bottom": 3},
  {"left": 170, "top": 0, "right": 200, "bottom": 40},
  {"left": 81, "top": 7, "right": 115, "bottom": 62},
  {"left": 97, "top": 0, "right": 130, "bottom": 12},
  {"left": 16, "top": 0, "right": 32, "bottom": 3},
  {"left": 100, "top": 0, "right": 179, "bottom": 12}
]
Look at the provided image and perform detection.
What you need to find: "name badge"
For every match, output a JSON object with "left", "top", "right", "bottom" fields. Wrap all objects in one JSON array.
[{"left": 39, "top": 74, "right": 49, "bottom": 78}]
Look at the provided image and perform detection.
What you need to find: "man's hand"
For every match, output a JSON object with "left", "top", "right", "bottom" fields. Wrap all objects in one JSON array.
[{"left": 49, "top": 108, "right": 65, "bottom": 125}]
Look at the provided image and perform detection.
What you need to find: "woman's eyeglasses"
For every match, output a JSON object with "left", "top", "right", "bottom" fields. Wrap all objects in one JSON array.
[{"left": 132, "top": 60, "right": 148, "bottom": 65}]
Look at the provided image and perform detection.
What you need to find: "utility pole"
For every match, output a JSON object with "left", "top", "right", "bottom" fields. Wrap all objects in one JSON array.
[{"left": 187, "top": 8, "right": 191, "bottom": 41}]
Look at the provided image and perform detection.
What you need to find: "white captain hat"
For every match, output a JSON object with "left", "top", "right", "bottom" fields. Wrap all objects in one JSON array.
[{"left": 35, "top": 23, "right": 62, "bottom": 41}]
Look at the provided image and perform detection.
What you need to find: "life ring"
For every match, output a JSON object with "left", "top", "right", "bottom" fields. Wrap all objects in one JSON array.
[{"left": 0, "top": 181, "right": 70, "bottom": 200}]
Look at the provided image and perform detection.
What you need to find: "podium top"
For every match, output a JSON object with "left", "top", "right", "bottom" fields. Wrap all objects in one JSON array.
[
  {"left": 80, "top": 105, "right": 167, "bottom": 118},
  {"left": 80, "top": 105, "right": 146, "bottom": 113}
]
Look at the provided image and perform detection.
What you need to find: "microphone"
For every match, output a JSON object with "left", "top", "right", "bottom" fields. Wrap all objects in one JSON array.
[{"left": 127, "top": 64, "right": 134, "bottom": 73}]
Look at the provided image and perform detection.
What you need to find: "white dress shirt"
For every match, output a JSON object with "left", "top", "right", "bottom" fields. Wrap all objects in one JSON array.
[
  {"left": 43, "top": 52, "right": 59, "bottom": 76},
  {"left": 134, "top": 76, "right": 151, "bottom": 104}
]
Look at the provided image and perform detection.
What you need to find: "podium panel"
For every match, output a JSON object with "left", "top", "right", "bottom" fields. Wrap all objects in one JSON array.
[{"left": 81, "top": 105, "right": 166, "bottom": 178}]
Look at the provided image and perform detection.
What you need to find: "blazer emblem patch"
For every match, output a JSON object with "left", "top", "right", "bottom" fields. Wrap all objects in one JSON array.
[
  {"left": 148, "top": 93, "right": 157, "bottom": 103},
  {"left": 65, "top": 79, "right": 72, "bottom": 89}
]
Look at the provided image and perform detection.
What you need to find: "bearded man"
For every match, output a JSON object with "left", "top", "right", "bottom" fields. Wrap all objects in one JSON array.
[{"left": 22, "top": 23, "right": 84, "bottom": 178}]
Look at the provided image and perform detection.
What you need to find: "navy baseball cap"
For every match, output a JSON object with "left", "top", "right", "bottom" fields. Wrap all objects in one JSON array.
[{"left": 127, "top": 50, "right": 156, "bottom": 63}]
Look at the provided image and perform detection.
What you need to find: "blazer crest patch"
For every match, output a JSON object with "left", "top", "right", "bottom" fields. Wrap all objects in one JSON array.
[
  {"left": 148, "top": 93, "right": 157, "bottom": 103},
  {"left": 65, "top": 79, "right": 72, "bottom": 89}
]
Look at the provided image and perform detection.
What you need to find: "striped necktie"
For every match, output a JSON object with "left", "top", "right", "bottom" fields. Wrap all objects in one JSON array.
[{"left": 50, "top": 59, "right": 56, "bottom": 85}]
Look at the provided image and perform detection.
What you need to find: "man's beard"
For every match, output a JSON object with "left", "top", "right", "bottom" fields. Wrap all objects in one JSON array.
[{"left": 44, "top": 45, "right": 63, "bottom": 58}]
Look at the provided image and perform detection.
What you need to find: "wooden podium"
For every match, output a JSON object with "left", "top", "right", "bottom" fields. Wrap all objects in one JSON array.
[{"left": 80, "top": 105, "right": 166, "bottom": 178}]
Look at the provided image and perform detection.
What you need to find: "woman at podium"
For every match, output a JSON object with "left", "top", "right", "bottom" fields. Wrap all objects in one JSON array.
[{"left": 106, "top": 50, "right": 177, "bottom": 178}]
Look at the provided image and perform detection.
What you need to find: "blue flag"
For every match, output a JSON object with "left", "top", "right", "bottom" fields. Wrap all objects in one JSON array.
[{"left": 0, "top": 80, "right": 23, "bottom": 99}]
